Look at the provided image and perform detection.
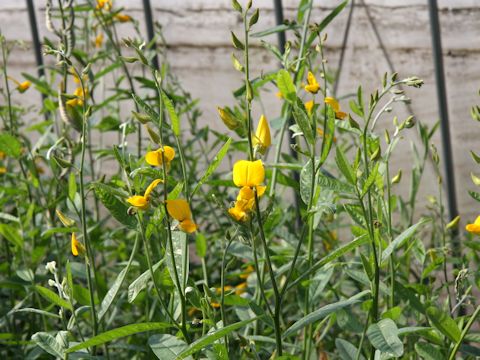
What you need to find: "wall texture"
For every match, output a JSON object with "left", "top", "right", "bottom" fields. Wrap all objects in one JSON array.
[{"left": 1, "top": 0, "right": 480, "bottom": 222}]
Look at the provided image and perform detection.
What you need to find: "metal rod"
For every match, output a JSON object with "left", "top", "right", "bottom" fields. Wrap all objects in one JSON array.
[
  {"left": 142, "top": 0, "right": 159, "bottom": 70},
  {"left": 334, "top": 0, "right": 355, "bottom": 96},
  {"left": 26, "top": 0, "right": 45, "bottom": 79},
  {"left": 273, "top": 0, "right": 286, "bottom": 53},
  {"left": 427, "top": 0, "right": 459, "bottom": 226}
]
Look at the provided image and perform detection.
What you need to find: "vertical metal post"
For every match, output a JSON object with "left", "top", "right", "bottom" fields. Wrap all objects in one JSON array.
[
  {"left": 26, "top": 0, "right": 45, "bottom": 79},
  {"left": 427, "top": 0, "right": 459, "bottom": 225},
  {"left": 142, "top": 0, "right": 159, "bottom": 70},
  {"left": 273, "top": 0, "right": 286, "bottom": 53}
]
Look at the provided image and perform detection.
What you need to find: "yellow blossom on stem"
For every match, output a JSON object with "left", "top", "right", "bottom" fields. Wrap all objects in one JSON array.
[
  {"left": 115, "top": 14, "right": 132, "bottom": 22},
  {"left": 145, "top": 146, "right": 175, "bottom": 167},
  {"left": 305, "top": 100, "right": 314, "bottom": 115},
  {"left": 233, "top": 160, "right": 265, "bottom": 188},
  {"left": 325, "top": 96, "right": 347, "bottom": 120},
  {"left": 66, "top": 87, "right": 88, "bottom": 107},
  {"left": 95, "top": 33, "right": 104, "bottom": 48},
  {"left": 96, "top": 0, "right": 112, "bottom": 10},
  {"left": 304, "top": 71, "right": 320, "bottom": 94},
  {"left": 229, "top": 160, "right": 267, "bottom": 221},
  {"left": 239, "top": 264, "right": 254, "bottom": 279},
  {"left": 71, "top": 233, "right": 85, "bottom": 257},
  {"left": 466, "top": 215, "right": 480, "bottom": 235},
  {"left": 165, "top": 199, "right": 198, "bottom": 233},
  {"left": 0, "top": 167, "right": 6, "bottom": 175},
  {"left": 127, "top": 179, "right": 163, "bottom": 210},
  {"left": 17, "top": 81, "right": 31, "bottom": 93},
  {"left": 253, "top": 115, "right": 271, "bottom": 154}
]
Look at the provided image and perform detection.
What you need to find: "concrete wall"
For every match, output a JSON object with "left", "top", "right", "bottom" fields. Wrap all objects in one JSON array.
[{"left": 1, "top": 0, "right": 480, "bottom": 222}]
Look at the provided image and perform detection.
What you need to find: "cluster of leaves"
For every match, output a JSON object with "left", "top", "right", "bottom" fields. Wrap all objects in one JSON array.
[{"left": 0, "top": 0, "right": 479, "bottom": 359}]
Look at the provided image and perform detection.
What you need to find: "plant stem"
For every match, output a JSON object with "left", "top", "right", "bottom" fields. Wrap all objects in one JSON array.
[{"left": 448, "top": 305, "right": 480, "bottom": 360}]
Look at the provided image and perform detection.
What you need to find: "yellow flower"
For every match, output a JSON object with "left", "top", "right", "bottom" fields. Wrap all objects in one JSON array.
[
  {"left": 17, "top": 81, "right": 31, "bottom": 93},
  {"left": 253, "top": 115, "right": 271, "bottom": 154},
  {"left": 239, "top": 265, "right": 254, "bottom": 279},
  {"left": 466, "top": 216, "right": 480, "bottom": 235},
  {"left": 325, "top": 96, "right": 347, "bottom": 120},
  {"left": 127, "top": 179, "right": 163, "bottom": 210},
  {"left": 145, "top": 146, "right": 175, "bottom": 167},
  {"left": 95, "top": 33, "right": 104, "bottom": 48},
  {"left": 304, "top": 71, "right": 320, "bottom": 94},
  {"left": 233, "top": 160, "right": 265, "bottom": 188},
  {"left": 96, "top": 0, "right": 112, "bottom": 10},
  {"left": 229, "top": 160, "right": 266, "bottom": 222},
  {"left": 0, "top": 167, "right": 6, "bottom": 175},
  {"left": 66, "top": 87, "right": 88, "bottom": 107},
  {"left": 235, "top": 282, "right": 247, "bottom": 295},
  {"left": 165, "top": 199, "right": 198, "bottom": 233},
  {"left": 275, "top": 91, "right": 283, "bottom": 99},
  {"left": 305, "top": 100, "right": 314, "bottom": 115},
  {"left": 71, "top": 233, "right": 85, "bottom": 257},
  {"left": 115, "top": 14, "right": 132, "bottom": 22}
]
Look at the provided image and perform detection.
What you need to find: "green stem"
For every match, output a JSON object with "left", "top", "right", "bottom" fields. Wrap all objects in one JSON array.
[{"left": 448, "top": 305, "right": 480, "bottom": 360}]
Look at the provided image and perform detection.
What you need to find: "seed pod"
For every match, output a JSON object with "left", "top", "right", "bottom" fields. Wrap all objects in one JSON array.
[
  {"left": 446, "top": 215, "right": 460, "bottom": 230},
  {"left": 391, "top": 170, "right": 402, "bottom": 184}
]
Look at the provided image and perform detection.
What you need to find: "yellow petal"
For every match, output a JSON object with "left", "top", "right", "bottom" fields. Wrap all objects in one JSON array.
[
  {"left": 305, "top": 71, "right": 320, "bottom": 94},
  {"left": 166, "top": 199, "right": 192, "bottom": 222},
  {"left": 127, "top": 195, "right": 149, "bottom": 210},
  {"left": 233, "top": 160, "right": 265, "bottom": 188},
  {"left": 163, "top": 146, "right": 175, "bottom": 162},
  {"left": 228, "top": 205, "right": 247, "bottom": 222},
  {"left": 71, "top": 233, "right": 85, "bottom": 256},
  {"left": 144, "top": 179, "right": 163, "bottom": 199},
  {"left": 180, "top": 219, "right": 198, "bottom": 233},
  {"left": 336, "top": 111, "right": 347, "bottom": 120},
  {"left": 256, "top": 185, "right": 266, "bottom": 197},
  {"left": 305, "top": 100, "right": 314, "bottom": 115},
  {"left": 115, "top": 13, "right": 132, "bottom": 22},
  {"left": 253, "top": 115, "right": 271, "bottom": 150},
  {"left": 17, "top": 81, "right": 31, "bottom": 93},
  {"left": 235, "top": 282, "right": 247, "bottom": 295},
  {"left": 325, "top": 97, "right": 340, "bottom": 112},
  {"left": 474, "top": 215, "right": 480, "bottom": 226},
  {"left": 0, "top": 167, "right": 6, "bottom": 175},
  {"left": 237, "top": 186, "right": 254, "bottom": 201},
  {"left": 466, "top": 223, "right": 480, "bottom": 235},
  {"left": 145, "top": 150, "right": 162, "bottom": 166}
]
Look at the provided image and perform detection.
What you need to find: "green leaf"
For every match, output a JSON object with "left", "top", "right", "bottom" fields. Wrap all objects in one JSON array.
[
  {"left": 305, "top": 0, "right": 348, "bottom": 48},
  {"left": 149, "top": 334, "right": 192, "bottom": 360},
  {"left": 230, "top": 31, "right": 245, "bottom": 50},
  {"left": 98, "top": 260, "right": 133, "bottom": 321},
  {"left": 0, "top": 223, "right": 23, "bottom": 247},
  {"left": 381, "top": 219, "right": 428, "bottom": 263},
  {"left": 66, "top": 323, "right": 171, "bottom": 353},
  {"left": 336, "top": 338, "right": 365, "bottom": 360},
  {"left": 251, "top": 24, "right": 298, "bottom": 38},
  {"left": 414, "top": 342, "right": 443, "bottom": 360},
  {"left": 13, "top": 308, "right": 61, "bottom": 319},
  {"left": 176, "top": 318, "right": 258, "bottom": 358},
  {"left": 293, "top": 102, "right": 314, "bottom": 144},
  {"left": 195, "top": 233, "right": 207, "bottom": 258},
  {"left": 336, "top": 147, "right": 355, "bottom": 184},
  {"left": 165, "top": 231, "right": 188, "bottom": 292},
  {"left": 318, "top": 174, "right": 355, "bottom": 195},
  {"left": 32, "top": 332, "right": 66, "bottom": 358},
  {"left": 0, "top": 133, "right": 22, "bottom": 158},
  {"left": 361, "top": 162, "right": 379, "bottom": 198},
  {"left": 320, "top": 106, "right": 336, "bottom": 163},
  {"left": 128, "top": 260, "right": 163, "bottom": 303},
  {"left": 283, "top": 291, "right": 369, "bottom": 337},
  {"left": 426, "top": 306, "right": 461, "bottom": 343},
  {"left": 289, "top": 235, "right": 369, "bottom": 290},
  {"left": 192, "top": 138, "right": 231, "bottom": 196},
  {"left": 68, "top": 172, "right": 77, "bottom": 202},
  {"left": 162, "top": 91, "right": 180, "bottom": 136},
  {"left": 35, "top": 286, "right": 73, "bottom": 311},
  {"left": 276, "top": 69, "right": 296, "bottom": 103},
  {"left": 300, "top": 159, "right": 316, "bottom": 204},
  {"left": 93, "top": 183, "right": 137, "bottom": 229},
  {"left": 366, "top": 319, "right": 404, "bottom": 358}
]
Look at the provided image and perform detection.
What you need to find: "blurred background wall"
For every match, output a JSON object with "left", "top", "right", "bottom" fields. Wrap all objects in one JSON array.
[{"left": 1, "top": 0, "right": 480, "bottom": 221}]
